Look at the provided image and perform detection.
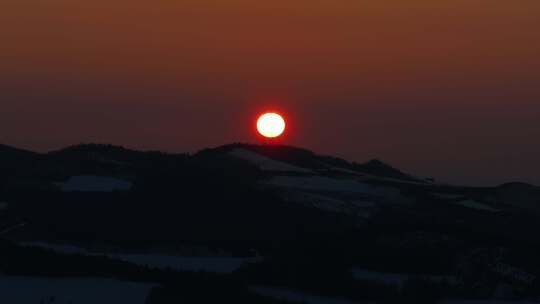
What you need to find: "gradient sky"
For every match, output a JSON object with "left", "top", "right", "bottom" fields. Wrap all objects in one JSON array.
[{"left": 1, "top": 0, "right": 540, "bottom": 186}]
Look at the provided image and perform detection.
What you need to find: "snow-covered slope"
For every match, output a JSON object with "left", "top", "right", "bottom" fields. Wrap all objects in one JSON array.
[
  {"left": 455, "top": 199, "right": 500, "bottom": 212},
  {"left": 229, "top": 148, "right": 312, "bottom": 173},
  {"left": 351, "top": 268, "right": 458, "bottom": 288},
  {"left": 22, "top": 242, "right": 261, "bottom": 273},
  {"left": 226, "top": 147, "right": 408, "bottom": 216}
]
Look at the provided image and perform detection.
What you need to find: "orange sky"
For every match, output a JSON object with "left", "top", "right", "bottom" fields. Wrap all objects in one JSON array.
[{"left": 1, "top": 0, "right": 540, "bottom": 185}]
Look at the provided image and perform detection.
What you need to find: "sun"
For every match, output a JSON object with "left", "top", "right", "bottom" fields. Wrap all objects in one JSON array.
[{"left": 257, "top": 112, "right": 286, "bottom": 138}]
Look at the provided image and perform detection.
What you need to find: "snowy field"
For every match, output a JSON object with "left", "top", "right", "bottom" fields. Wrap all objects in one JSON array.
[
  {"left": 0, "top": 276, "right": 153, "bottom": 304},
  {"left": 22, "top": 242, "right": 261, "bottom": 273},
  {"left": 351, "top": 268, "right": 458, "bottom": 288}
]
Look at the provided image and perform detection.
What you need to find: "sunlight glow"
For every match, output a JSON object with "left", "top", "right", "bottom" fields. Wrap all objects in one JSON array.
[{"left": 257, "top": 113, "right": 286, "bottom": 138}]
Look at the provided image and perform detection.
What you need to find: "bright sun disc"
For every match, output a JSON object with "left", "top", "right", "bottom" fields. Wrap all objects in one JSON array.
[{"left": 257, "top": 113, "right": 286, "bottom": 138}]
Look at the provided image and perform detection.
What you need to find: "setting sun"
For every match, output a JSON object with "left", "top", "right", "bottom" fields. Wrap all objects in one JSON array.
[{"left": 257, "top": 113, "right": 286, "bottom": 138}]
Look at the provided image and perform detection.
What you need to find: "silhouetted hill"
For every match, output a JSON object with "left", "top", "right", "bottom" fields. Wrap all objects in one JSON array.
[
  {"left": 0, "top": 144, "right": 39, "bottom": 166},
  {"left": 352, "top": 159, "right": 418, "bottom": 181},
  {"left": 2, "top": 142, "right": 540, "bottom": 303},
  {"left": 0, "top": 144, "right": 36, "bottom": 156},
  {"left": 0, "top": 145, "right": 45, "bottom": 187},
  {"left": 498, "top": 182, "right": 539, "bottom": 190},
  {"left": 202, "top": 143, "right": 420, "bottom": 181}
]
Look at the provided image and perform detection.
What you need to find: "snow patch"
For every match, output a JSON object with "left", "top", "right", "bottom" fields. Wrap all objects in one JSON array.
[
  {"left": 0, "top": 222, "right": 26, "bottom": 235},
  {"left": 229, "top": 148, "right": 312, "bottom": 173},
  {"left": 60, "top": 176, "right": 132, "bottom": 192},
  {"left": 351, "top": 268, "right": 458, "bottom": 288},
  {"left": 0, "top": 277, "right": 153, "bottom": 304},
  {"left": 113, "top": 254, "right": 260, "bottom": 273},
  {"left": 22, "top": 242, "right": 261, "bottom": 273},
  {"left": 455, "top": 199, "right": 499, "bottom": 212}
]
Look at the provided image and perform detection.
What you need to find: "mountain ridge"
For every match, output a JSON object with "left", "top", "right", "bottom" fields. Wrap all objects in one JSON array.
[{"left": 0, "top": 142, "right": 537, "bottom": 188}]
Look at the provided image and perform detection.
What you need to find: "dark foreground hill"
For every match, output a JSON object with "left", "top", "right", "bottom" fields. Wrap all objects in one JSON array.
[{"left": 1, "top": 143, "right": 540, "bottom": 303}]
